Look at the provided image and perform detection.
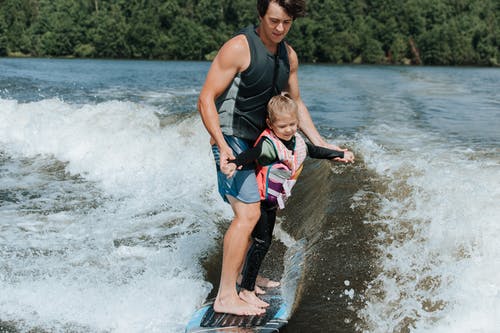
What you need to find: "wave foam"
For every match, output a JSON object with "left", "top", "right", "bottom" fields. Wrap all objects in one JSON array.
[
  {"left": 356, "top": 134, "right": 500, "bottom": 332},
  {"left": 0, "top": 98, "right": 229, "bottom": 332}
]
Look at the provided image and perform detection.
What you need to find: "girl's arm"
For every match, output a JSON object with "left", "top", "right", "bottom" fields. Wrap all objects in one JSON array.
[
  {"left": 225, "top": 138, "right": 267, "bottom": 177},
  {"left": 306, "top": 142, "right": 345, "bottom": 159}
]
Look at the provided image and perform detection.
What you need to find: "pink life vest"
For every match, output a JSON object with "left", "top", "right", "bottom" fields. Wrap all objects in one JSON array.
[{"left": 255, "top": 128, "right": 307, "bottom": 209}]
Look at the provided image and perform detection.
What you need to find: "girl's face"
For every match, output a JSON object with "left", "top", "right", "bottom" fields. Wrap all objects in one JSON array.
[{"left": 267, "top": 111, "right": 298, "bottom": 141}]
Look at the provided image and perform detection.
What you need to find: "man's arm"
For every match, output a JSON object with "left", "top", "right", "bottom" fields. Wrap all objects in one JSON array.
[
  {"left": 284, "top": 45, "right": 354, "bottom": 163},
  {"left": 197, "top": 35, "right": 251, "bottom": 173}
]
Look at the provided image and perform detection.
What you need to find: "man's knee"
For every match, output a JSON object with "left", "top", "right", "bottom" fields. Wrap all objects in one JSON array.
[
  {"left": 236, "top": 207, "right": 260, "bottom": 231},
  {"left": 231, "top": 199, "right": 261, "bottom": 226},
  {"left": 246, "top": 204, "right": 261, "bottom": 224}
]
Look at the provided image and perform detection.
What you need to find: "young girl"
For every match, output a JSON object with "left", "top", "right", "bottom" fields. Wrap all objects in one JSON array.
[{"left": 227, "top": 93, "right": 354, "bottom": 307}]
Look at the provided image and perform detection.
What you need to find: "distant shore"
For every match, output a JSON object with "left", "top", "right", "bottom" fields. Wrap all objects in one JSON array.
[
  {"left": 1, "top": 0, "right": 498, "bottom": 67},
  {"left": 1, "top": 55, "right": 498, "bottom": 67}
]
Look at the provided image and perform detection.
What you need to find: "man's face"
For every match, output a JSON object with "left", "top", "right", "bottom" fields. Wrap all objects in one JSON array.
[{"left": 259, "top": 1, "right": 293, "bottom": 44}]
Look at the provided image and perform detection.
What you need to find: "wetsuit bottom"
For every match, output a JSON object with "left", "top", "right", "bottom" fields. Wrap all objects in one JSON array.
[{"left": 240, "top": 200, "right": 277, "bottom": 291}]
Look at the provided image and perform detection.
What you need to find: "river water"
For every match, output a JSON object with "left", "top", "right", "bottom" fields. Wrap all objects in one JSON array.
[{"left": 0, "top": 58, "right": 499, "bottom": 332}]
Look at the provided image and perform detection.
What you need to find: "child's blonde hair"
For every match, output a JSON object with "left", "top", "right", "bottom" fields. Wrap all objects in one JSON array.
[{"left": 267, "top": 92, "right": 299, "bottom": 124}]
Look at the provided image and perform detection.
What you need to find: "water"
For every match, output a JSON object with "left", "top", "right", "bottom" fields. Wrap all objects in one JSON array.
[{"left": 1, "top": 58, "right": 499, "bottom": 332}]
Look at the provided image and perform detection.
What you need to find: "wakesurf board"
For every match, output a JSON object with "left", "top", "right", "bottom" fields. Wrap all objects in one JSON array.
[{"left": 185, "top": 290, "right": 290, "bottom": 333}]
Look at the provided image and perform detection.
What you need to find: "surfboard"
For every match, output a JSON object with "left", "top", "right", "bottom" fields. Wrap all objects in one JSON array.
[
  {"left": 186, "top": 238, "right": 306, "bottom": 332},
  {"left": 185, "top": 290, "right": 291, "bottom": 333}
]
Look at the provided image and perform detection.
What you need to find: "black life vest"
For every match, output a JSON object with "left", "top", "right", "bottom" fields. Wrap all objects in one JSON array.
[{"left": 216, "top": 25, "right": 290, "bottom": 141}]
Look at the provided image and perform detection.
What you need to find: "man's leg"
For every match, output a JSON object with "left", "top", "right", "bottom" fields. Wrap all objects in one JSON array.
[{"left": 213, "top": 197, "right": 265, "bottom": 315}]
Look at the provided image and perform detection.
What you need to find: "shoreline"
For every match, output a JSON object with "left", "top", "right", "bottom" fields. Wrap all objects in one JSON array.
[{"left": 1, "top": 55, "right": 498, "bottom": 68}]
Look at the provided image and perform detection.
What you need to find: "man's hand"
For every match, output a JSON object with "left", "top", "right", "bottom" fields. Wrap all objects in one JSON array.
[
  {"left": 219, "top": 146, "right": 236, "bottom": 176},
  {"left": 225, "top": 162, "right": 238, "bottom": 178}
]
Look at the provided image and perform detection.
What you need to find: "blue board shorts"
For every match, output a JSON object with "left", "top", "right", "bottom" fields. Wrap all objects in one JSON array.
[{"left": 211, "top": 135, "right": 261, "bottom": 204}]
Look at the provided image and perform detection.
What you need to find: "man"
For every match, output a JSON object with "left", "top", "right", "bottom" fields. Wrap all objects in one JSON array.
[{"left": 198, "top": 0, "right": 354, "bottom": 316}]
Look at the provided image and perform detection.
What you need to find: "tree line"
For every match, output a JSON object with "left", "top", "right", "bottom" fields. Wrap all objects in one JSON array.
[{"left": 0, "top": 0, "right": 498, "bottom": 66}]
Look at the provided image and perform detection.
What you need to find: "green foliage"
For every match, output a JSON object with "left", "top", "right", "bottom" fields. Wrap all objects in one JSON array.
[
  {"left": 0, "top": 0, "right": 498, "bottom": 65},
  {"left": 74, "top": 43, "right": 96, "bottom": 58},
  {"left": 0, "top": 16, "right": 8, "bottom": 56}
]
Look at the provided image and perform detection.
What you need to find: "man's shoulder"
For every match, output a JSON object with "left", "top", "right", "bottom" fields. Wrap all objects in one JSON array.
[
  {"left": 285, "top": 43, "right": 298, "bottom": 68},
  {"left": 285, "top": 42, "right": 296, "bottom": 53},
  {"left": 224, "top": 33, "right": 248, "bottom": 49},
  {"left": 221, "top": 34, "right": 250, "bottom": 58},
  {"left": 216, "top": 34, "right": 251, "bottom": 72}
]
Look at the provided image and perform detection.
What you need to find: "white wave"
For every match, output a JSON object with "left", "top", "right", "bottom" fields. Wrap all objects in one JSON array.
[
  {"left": 0, "top": 98, "right": 231, "bottom": 332},
  {"left": 0, "top": 98, "right": 215, "bottom": 205},
  {"left": 355, "top": 129, "right": 500, "bottom": 332}
]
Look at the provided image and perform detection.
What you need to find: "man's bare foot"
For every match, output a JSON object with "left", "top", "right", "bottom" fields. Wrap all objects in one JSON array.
[
  {"left": 239, "top": 289, "right": 270, "bottom": 308},
  {"left": 213, "top": 295, "right": 265, "bottom": 316},
  {"left": 256, "top": 275, "right": 280, "bottom": 288}
]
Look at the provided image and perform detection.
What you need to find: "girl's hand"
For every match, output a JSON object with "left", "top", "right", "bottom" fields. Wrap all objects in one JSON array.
[
  {"left": 333, "top": 149, "right": 355, "bottom": 163},
  {"left": 321, "top": 142, "right": 355, "bottom": 163},
  {"left": 340, "top": 150, "right": 355, "bottom": 163}
]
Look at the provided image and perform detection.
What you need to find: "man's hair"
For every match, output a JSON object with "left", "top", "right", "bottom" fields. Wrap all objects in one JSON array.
[
  {"left": 267, "top": 92, "right": 299, "bottom": 124},
  {"left": 257, "top": 0, "right": 306, "bottom": 20}
]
